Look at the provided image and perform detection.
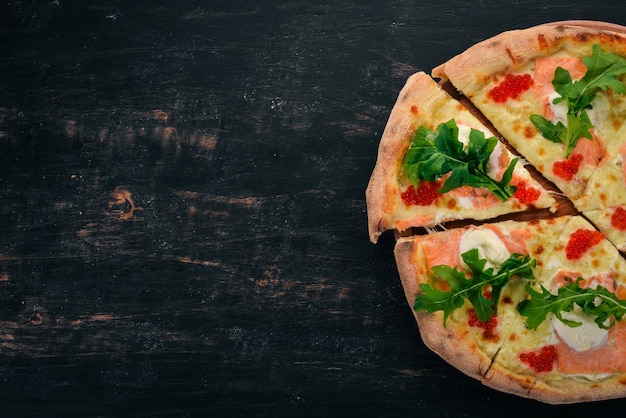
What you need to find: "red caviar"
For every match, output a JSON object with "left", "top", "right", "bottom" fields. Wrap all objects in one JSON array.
[
  {"left": 467, "top": 308, "right": 499, "bottom": 341},
  {"left": 401, "top": 182, "right": 441, "bottom": 206},
  {"left": 552, "top": 153, "right": 583, "bottom": 181},
  {"left": 565, "top": 228, "right": 605, "bottom": 260},
  {"left": 611, "top": 206, "right": 626, "bottom": 230},
  {"left": 519, "top": 345, "right": 557, "bottom": 373},
  {"left": 467, "top": 309, "right": 498, "bottom": 331},
  {"left": 512, "top": 180, "right": 541, "bottom": 204},
  {"left": 487, "top": 73, "right": 534, "bottom": 103}
]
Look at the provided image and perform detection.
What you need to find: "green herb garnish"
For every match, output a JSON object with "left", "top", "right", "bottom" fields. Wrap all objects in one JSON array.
[
  {"left": 518, "top": 279, "right": 626, "bottom": 330},
  {"left": 402, "top": 119, "right": 518, "bottom": 202},
  {"left": 415, "top": 252, "right": 626, "bottom": 331},
  {"left": 530, "top": 44, "right": 626, "bottom": 158},
  {"left": 414, "top": 249, "right": 536, "bottom": 325}
]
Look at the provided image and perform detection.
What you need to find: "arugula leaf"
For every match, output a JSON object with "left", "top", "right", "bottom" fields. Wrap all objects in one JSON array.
[
  {"left": 518, "top": 279, "right": 626, "bottom": 330},
  {"left": 560, "top": 44, "right": 626, "bottom": 113},
  {"left": 529, "top": 112, "right": 593, "bottom": 157},
  {"left": 414, "top": 250, "right": 536, "bottom": 326},
  {"left": 530, "top": 44, "right": 626, "bottom": 158},
  {"left": 416, "top": 248, "right": 626, "bottom": 332},
  {"left": 402, "top": 119, "right": 518, "bottom": 202}
]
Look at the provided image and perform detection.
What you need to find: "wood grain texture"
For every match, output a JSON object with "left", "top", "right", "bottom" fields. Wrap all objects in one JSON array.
[{"left": 2, "top": 1, "right": 626, "bottom": 416}]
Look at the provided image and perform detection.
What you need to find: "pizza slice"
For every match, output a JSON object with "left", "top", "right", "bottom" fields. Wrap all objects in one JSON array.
[
  {"left": 432, "top": 22, "right": 626, "bottom": 205},
  {"left": 394, "top": 215, "right": 626, "bottom": 404},
  {"left": 366, "top": 72, "right": 557, "bottom": 243}
]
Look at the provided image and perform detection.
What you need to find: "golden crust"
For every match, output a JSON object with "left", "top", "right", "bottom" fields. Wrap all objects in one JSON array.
[
  {"left": 432, "top": 21, "right": 626, "bottom": 97},
  {"left": 366, "top": 72, "right": 447, "bottom": 243},
  {"left": 393, "top": 237, "right": 421, "bottom": 303}
]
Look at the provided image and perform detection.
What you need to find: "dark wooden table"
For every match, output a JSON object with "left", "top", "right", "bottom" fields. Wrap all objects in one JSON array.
[{"left": 2, "top": 1, "right": 626, "bottom": 416}]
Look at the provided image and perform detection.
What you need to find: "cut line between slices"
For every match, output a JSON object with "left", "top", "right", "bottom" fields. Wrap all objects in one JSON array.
[{"left": 390, "top": 21, "right": 626, "bottom": 254}]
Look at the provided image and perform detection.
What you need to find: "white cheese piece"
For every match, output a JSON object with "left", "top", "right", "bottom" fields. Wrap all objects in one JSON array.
[
  {"left": 548, "top": 91, "right": 568, "bottom": 125},
  {"left": 548, "top": 91, "right": 610, "bottom": 130},
  {"left": 459, "top": 229, "right": 510, "bottom": 270},
  {"left": 456, "top": 124, "right": 473, "bottom": 151},
  {"left": 544, "top": 254, "right": 562, "bottom": 274},
  {"left": 456, "top": 124, "right": 502, "bottom": 180},
  {"left": 587, "top": 94, "right": 610, "bottom": 130},
  {"left": 550, "top": 305, "right": 609, "bottom": 352},
  {"left": 455, "top": 195, "right": 475, "bottom": 209},
  {"left": 487, "top": 143, "right": 504, "bottom": 180},
  {"left": 456, "top": 124, "right": 494, "bottom": 148}
]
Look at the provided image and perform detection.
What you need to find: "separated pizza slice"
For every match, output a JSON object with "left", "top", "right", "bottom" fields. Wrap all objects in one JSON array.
[
  {"left": 366, "top": 72, "right": 557, "bottom": 243},
  {"left": 394, "top": 215, "right": 626, "bottom": 404},
  {"left": 432, "top": 21, "right": 626, "bottom": 204}
]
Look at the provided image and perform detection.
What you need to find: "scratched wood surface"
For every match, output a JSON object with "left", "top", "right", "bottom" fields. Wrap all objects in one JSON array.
[{"left": 2, "top": 1, "right": 626, "bottom": 417}]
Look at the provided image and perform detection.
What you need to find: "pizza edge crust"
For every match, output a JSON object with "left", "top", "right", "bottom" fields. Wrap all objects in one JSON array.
[
  {"left": 432, "top": 21, "right": 626, "bottom": 97},
  {"left": 366, "top": 72, "right": 446, "bottom": 243}
]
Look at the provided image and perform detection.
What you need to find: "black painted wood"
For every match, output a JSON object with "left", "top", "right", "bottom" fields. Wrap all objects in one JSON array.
[{"left": 2, "top": 1, "right": 626, "bottom": 416}]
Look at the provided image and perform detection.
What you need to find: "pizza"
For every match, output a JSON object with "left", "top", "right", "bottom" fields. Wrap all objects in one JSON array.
[
  {"left": 366, "top": 71, "right": 558, "bottom": 244},
  {"left": 395, "top": 216, "right": 626, "bottom": 404},
  {"left": 432, "top": 21, "right": 626, "bottom": 231},
  {"left": 366, "top": 21, "right": 626, "bottom": 404}
]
